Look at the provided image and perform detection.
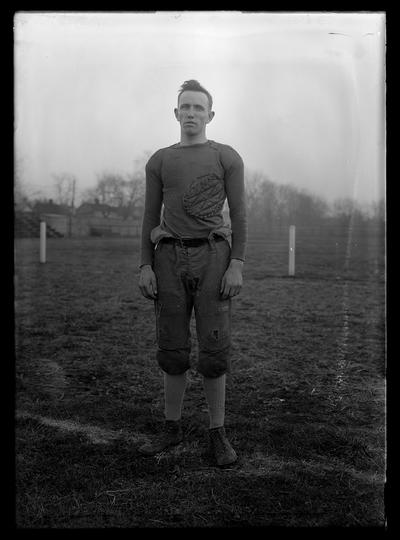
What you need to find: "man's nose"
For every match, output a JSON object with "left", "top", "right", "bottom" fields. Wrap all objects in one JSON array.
[{"left": 187, "top": 109, "right": 194, "bottom": 118}]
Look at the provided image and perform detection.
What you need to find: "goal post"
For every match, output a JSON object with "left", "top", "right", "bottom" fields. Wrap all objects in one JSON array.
[
  {"left": 40, "top": 221, "right": 46, "bottom": 263},
  {"left": 289, "top": 225, "right": 295, "bottom": 276}
]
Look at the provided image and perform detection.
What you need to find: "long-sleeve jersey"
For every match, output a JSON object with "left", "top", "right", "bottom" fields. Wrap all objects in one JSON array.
[{"left": 139, "top": 139, "right": 247, "bottom": 267}]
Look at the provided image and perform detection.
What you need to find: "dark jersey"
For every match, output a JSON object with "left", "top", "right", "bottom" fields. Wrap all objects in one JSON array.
[{"left": 140, "top": 139, "right": 247, "bottom": 266}]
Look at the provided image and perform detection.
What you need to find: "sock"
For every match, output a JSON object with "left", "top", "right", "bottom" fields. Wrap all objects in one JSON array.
[
  {"left": 163, "top": 372, "right": 187, "bottom": 421},
  {"left": 203, "top": 374, "right": 226, "bottom": 429}
]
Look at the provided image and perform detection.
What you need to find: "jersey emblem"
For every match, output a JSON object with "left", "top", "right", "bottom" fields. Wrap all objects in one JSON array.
[{"left": 182, "top": 173, "right": 225, "bottom": 219}]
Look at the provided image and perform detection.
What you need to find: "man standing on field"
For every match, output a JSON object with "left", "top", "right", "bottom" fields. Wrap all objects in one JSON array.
[{"left": 138, "top": 80, "right": 247, "bottom": 467}]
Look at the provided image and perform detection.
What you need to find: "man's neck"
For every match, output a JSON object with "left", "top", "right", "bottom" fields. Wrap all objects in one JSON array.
[{"left": 179, "top": 133, "right": 208, "bottom": 147}]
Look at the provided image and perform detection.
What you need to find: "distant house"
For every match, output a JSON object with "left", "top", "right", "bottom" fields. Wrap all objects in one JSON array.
[
  {"left": 32, "top": 199, "right": 72, "bottom": 216},
  {"left": 76, "top": 201, "right": 119, "bottom": 219},
  {"left": 76, "top": 200, "right": 143, "bottom": 220},
  {"left": 117, "top": 204, "right": 143, "bottom": 221}
]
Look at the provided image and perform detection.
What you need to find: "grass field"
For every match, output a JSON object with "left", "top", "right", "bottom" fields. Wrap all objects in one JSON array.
[{"left": 14, "top": 227, "right": 386, "bottom": 528}]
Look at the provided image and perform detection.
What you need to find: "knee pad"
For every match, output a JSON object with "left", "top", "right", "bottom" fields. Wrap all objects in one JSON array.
[
  {"left": 197, "top": 346, "right": 231, "bottom": 378},
  {"left": 157, "top": 347, "right": 191, "bottom": 375}
]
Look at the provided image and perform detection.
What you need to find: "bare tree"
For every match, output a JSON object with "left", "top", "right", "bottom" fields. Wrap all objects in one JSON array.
[
  {"left": 369, "top": 198, "right": 385, "bottom": 224},
  {"left": 53, "top": 173, "right": 77, "bottom": 208},
  {"left": 332, "top": 197, "right": 366, "bottom": 227},
  {"left": 244, "top": 168, "right": 331, "bottom": 230},
  {"left": 91, "top": 172, "right": 126, "bottom": 206},
  {"left": 245, "top": 169, "right": 279, "bottom": 229},
  {"left": 132, "top": 150, "right": 153, "bottom": 176},
  {"left": 278, "top": 185, "right": 329, "bottom": 226},
  {"left": 81, "top": 169, "right": 144, "bottom": 219},
  {"left": 121, "top": 171, "right": 145, "bottom": 219},
  {"left": 122, "top": 150, "right": 153, "bottom": 218},
  {"left": 244, "top": 169, "right": 264, "bottom": 215},
  {"left": 14, "top": 157, "right": 27, "bottom": 209},
  {"left": 14, "top": 158, "right": 33, "bottom": 211},
  {"left": 80, "top": 186, "right": 98, "bottom": 204},
  {"left": 80, "top": 151, "right": 151, "bottom": 214}
]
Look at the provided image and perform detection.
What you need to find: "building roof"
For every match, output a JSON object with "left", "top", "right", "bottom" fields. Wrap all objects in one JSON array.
[
  {"left": 33, "top": 200, "right": 71, "bottom": 215},
  {"left": 76, "top": 202, "right": 142, "bottom": 218}
]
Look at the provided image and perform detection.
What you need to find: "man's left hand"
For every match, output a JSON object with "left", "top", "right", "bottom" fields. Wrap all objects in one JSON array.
[{"left": 220, "top": 259, "right": 244, "bottom": 300}]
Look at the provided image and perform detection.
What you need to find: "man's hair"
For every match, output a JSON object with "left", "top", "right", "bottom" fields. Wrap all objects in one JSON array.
[{"left": 178, "top": 80, "right": 213, "bottom": 110}]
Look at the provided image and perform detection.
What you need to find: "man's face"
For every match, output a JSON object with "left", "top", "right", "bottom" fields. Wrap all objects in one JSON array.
[{"left": 174, "top": 90, "right": 214, "bottom": 136}]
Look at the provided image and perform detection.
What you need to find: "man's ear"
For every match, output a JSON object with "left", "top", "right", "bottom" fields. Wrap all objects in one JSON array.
[
  {"left": 174, "top": 107, "right": 179, "bottom": 121},
  {"left": 207, "top": 110, "right": 215, "bottom": 123}
]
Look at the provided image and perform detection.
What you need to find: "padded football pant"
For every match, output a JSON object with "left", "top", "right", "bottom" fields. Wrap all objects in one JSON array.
[{"left": 153, "top": 236, "right": 232, "bottom": 378}]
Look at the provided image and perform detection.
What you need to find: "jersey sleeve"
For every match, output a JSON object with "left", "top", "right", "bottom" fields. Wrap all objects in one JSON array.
[
  {"left": 222, "top": 146, "right": 248, "bottom": 261},
  {"left": 139, "top": 150, "right": 163, "bottom": 267}
]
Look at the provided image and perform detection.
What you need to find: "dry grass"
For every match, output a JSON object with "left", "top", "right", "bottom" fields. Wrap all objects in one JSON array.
[{"left": 14, "top": 230, "right": 385, "bottom": 528}]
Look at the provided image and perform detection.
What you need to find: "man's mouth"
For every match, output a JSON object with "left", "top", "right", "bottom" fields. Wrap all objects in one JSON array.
[{"left": 184, "top": 122, "right": 196, "bottom": 126}]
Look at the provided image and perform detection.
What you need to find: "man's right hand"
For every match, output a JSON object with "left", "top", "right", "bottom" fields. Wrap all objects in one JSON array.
[{"left": 138, "top": 265, "right": 158, "bottom": 300}]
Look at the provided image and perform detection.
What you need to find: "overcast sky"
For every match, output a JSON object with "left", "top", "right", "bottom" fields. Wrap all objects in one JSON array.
[{"left": 14, "top": 11, "right": 385, "bottom": 206}]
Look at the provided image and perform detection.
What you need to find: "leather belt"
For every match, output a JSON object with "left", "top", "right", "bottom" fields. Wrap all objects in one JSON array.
[{"left": 161, "top": 236, "right": 225, "bottom": 247}]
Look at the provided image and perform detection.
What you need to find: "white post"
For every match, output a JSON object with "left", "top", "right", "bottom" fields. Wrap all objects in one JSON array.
[
  {"left": 40, "top": 221, "right": 46, "bottom": 263},
  {"left": 289, "top": 225, "right": 295, "bottom": 276}
]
